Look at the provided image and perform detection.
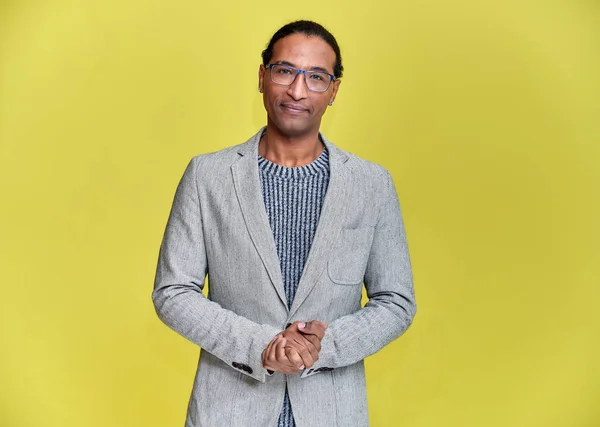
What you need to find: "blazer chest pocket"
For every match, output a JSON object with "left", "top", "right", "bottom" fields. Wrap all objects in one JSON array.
[{"left": 327, "top": 227, "right": 375, "bottom": 285}]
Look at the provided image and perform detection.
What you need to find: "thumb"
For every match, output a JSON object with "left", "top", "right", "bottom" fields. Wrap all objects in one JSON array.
[
  {"left": 298, "top": 320, "right": 328, "bottom": 338},
  {"left": 299, "top": 320, "right": 328, "bottom": 329}
]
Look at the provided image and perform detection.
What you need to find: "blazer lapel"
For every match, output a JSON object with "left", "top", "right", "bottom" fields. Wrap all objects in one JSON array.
[
  {"left": 288, "top": 135, "right": 351, "bottom": 318},
  {"left": 231, "top": 130, "right": 288, "bottom": 309}
]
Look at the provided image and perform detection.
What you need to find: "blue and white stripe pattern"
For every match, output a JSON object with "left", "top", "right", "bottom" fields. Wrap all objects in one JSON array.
[{"left": 258, "top": 145, "right": 330, "bottom": 427}]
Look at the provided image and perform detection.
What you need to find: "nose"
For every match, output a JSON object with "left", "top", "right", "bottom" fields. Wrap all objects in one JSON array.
[{"left": 286, "top": 71, "right": 308, "bottom": 100}]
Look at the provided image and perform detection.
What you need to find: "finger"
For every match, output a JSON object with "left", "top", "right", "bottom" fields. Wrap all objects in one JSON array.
[
  {"left": 268, "top": 336, "right": 283, "bottom": 359},
  {"left": 298, "top": 321, "right": 327, "bottom": 340},
  {"left": 302, "top": 320, "right": 327, "bottom": 340},
  {"left": 268, "top": 336, "right": 293, "bottom": 372},
  {"left": 281, "top": 327, "right": 318, "bottom": 361},
  {"left": 288, "top": 337, "right": 315, "bottom": 368},
  {"left": 314, "top": 320, "right": 329, "bottom": 333},
  {"left": 276, "top": 336, "right": 287, "bottom": 362},
  {"left": 287, "top": 321, "right": 305, "bottom": 332},
  {"left": 308, "top": 320, "right": 328, "bottom": 329},
  {"left": 286, "top": 330, "right": 318, "bottom": 355},
  {"left": 263, "top": 336, "right": 279, "bottom": 369},
  {"left": 278, "top": 338, "right": 300, "bottom": 372},
  {"left": 278, "top": 342, "right": 301, "bottom": 375},
  {"left": 263, "top": 336, "right": 275, "bottom": 362},
  {"left": 292, "top": 334, "right": 319, "bottom": 362},
  {"left": 302, "top": 333, "right": 322, "bottom": 353},
  {"left": 300, "top": 337, "right": 318, "bottom": 367},
  {"left": 285, "top": 347, "right": 304, "bottom": 370}
]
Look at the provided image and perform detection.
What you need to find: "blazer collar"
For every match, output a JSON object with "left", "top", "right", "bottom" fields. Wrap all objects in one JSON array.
[{"left": 235, "top": 126, "right": 350, "bottom": 166}]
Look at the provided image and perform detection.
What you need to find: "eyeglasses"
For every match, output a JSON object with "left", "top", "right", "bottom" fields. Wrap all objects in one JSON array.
[{"left": 267, "top": 63, "right": 336, "bottom": 92}]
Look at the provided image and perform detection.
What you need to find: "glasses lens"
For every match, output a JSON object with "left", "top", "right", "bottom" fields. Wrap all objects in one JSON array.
[
  {"left": 270, "top": 65, "right": 332, "bottom": 92},
  {"left": 270, "top": 64, "right": 297, "bottom": 86},
  {"left": 305, "top": 71, "right": 331, "bottom": 92}
]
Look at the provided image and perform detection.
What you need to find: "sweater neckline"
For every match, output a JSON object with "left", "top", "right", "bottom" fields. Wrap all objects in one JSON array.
[{"left": 258, "top": 147, "right": 329, "bottom": 180}]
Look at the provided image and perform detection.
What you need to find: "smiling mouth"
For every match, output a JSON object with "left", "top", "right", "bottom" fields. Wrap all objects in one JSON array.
[{"left": 281, "top": 104, "right": 308, "bottom": 114}]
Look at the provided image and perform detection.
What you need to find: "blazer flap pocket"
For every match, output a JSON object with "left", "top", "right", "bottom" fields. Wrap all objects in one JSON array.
[{"left": 327, "top": 227, "right": 375, "bottom": 285}]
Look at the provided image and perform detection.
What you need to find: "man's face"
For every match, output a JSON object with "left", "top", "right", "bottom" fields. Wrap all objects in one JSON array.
[{"left": 258, "top": 33, "right": 341, "bottom": 138}]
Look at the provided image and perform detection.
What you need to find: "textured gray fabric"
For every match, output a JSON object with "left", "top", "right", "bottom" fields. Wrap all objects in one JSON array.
[
  {"left": 258, "top": 147, "right": 330, "bottom": 427},
  {"left": 153, "top": 127, "right": 417, "bottom": 427}
]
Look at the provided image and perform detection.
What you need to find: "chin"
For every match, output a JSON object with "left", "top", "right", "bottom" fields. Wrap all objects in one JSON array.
[{"left": 271, "top": 116, "right": 317, "bottom": 138}]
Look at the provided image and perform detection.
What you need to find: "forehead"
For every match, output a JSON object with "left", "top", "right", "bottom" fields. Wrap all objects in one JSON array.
[{"left": 271, "top": 33, "right": 336, "bottom": 73}]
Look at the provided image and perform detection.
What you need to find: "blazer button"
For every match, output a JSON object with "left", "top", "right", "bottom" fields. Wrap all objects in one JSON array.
[{"left": 232, "top": 362, "right": 253, "bottom": 374}]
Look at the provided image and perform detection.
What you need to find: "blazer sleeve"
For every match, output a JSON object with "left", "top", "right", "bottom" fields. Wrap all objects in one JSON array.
[
  {"left": 152, "top": 157, "right": 280, "bottom": 383},
  {"left": 304, "top": 168, "right": 416, "bottom": 375}
]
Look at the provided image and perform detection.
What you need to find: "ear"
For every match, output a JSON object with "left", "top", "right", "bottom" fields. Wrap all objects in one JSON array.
[
  {"left": 258, "top": 64, "right": 266, "bottom": 92},
  {"left": 329, "top": 79, "right": 341, "bottom": 105}
]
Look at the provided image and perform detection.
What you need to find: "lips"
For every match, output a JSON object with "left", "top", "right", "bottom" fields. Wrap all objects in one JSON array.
[{"left": 281, "top": 103, "right": 308, "bottom": 114}]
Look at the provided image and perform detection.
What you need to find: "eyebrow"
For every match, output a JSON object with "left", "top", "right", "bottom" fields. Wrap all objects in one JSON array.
[{"left": 274, "top": 60, "right": 333, "bottom": 75}]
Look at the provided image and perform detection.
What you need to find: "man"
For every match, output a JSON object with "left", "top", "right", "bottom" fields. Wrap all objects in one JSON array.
[{"left": 153, "top": 20, "right": 416, "bottom": 427}]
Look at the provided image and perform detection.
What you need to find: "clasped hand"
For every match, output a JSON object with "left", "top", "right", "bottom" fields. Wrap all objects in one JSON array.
[{"left": 261, "top": 320, "right": 328, "bottom": 375}]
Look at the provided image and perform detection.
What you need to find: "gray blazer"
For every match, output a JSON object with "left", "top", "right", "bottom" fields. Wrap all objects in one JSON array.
[{"left": 153, "top": 128, "right": 416, "bottom": 427}]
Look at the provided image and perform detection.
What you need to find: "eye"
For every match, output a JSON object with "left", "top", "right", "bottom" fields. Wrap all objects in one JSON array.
[
  {"left": 309, "top": 72, "right": 326, "bottom": 81},
  {"left": 274, "top": 65, "right": 294, "bottom": 75}
]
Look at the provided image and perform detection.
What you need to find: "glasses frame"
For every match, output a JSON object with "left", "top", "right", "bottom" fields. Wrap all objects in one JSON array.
[{"left": 266, "top": 63, "right": 336, "bottom": 93}]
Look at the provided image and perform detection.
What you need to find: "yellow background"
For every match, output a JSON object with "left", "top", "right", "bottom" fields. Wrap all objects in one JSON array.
[{"left": 1, "top": 1, "right": 598, "bottom": 426}]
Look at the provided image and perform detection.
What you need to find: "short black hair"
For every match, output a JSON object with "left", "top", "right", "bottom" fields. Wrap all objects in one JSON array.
[{"left": 261, "top": 20, "right": 344, "bottom": 79}]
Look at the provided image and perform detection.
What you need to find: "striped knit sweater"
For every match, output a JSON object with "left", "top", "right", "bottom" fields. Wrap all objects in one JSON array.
[{"left": 258, "top": 145, "right": 330, "bottom": 427}]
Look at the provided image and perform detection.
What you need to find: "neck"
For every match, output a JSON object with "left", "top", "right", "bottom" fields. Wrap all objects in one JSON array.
[{"left": 259, "top": 123, "right": 323, "bottom": 168}]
